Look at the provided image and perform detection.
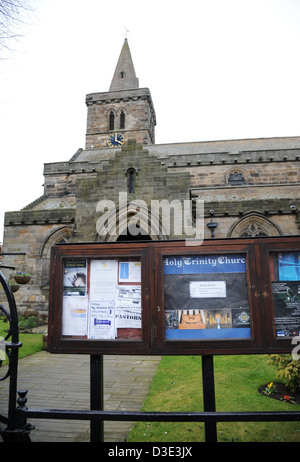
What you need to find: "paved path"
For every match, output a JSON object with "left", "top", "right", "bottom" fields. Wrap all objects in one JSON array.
[{"left": 0, "top": 351, "right": 160, "bottom": 442}]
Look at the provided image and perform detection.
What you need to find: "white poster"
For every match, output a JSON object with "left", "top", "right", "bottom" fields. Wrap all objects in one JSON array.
[
  {"left": 62, "top": 296, "right": 88, "bottom": 336},
  {"left": 189, "top": 281, "right": 226, "bottom": 298},
  {"left": 116, "top": 284, "right": 141, "bottom": 302},
  {"left": 88, "top": 300, "right": 115, "bottom": 339},
  {"left": 90, "top": 259, "right": 118, "bottom": 300},
  {"left": 115, "top": 285, "right": 141, "bottom": 328}
]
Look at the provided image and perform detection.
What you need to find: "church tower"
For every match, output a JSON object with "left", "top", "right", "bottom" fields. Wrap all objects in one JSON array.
[{"left": 85, "top": 39, "right": 156, "bottom": 149}]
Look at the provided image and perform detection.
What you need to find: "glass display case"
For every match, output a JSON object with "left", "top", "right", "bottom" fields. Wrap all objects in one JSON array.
[
  {"left": 163, "top": 253, "right": 252, "bottom": 341},
  {"left": 48, "top": 236, "right": 300, "bottom": 355},
  {"left": 62, "top": 258, "right": 142, "bottom": 341}
]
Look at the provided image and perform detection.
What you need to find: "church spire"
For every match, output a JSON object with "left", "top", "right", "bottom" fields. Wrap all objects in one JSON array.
[{"left": 109, "top": 39, "right": 139, "bottom": 91}]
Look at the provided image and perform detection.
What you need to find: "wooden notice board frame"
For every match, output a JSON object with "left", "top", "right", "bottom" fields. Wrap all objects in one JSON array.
[{"left": 48, "top": 236, "right": 300, "bottom": 355}]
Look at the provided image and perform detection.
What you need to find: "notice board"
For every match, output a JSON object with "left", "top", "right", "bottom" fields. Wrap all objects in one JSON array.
[
  {"left": 62, "top": 258, "right": 142, "bottom": 340},
  {"left": 48, "top": 236, "right": 300, "bottom": 355},
  {"left": 163, "top": 254, "right": 251, "bottom": 341}
]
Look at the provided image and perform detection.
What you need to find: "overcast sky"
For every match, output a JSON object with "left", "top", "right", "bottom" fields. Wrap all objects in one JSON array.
[{"left": 0, "top": 0, "right": 300, "bottom": 243}]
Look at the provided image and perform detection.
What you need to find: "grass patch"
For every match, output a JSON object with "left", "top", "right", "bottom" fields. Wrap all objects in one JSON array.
[
  {"left": 0, "top": 319, "right": 43, "bottom": 362},
  {"left": 127, "top": 355, "right": 300, "bottom": 443}
]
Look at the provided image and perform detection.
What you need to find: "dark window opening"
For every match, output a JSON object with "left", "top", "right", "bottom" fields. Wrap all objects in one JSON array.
[
  {"left": 120, "top": 71, "right": 125, "bottom": 78},
  {"left": 109, "top": 111, "right": 115, "bottom": 131},
  {"left": 120, "top": 111, "right": 125, "bottom": 129},
  {"left": 127, "top": 168, "right": 136, "bottom": 193},
  {"left": 228, "top": 172, "right": 246, "bottom": 186}
]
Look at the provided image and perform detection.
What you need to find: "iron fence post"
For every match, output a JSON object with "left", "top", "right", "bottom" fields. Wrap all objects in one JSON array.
[
  {"left": 202, "top": 355, "right": 218, "bottom": 442},
  {"left": 90, "top": 354, "right": 104, "bottom": 442}
]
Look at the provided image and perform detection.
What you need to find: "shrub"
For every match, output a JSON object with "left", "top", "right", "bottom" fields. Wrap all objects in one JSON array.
[
  {"left": 18, "top": 315, "right": 37, "bottom": 331},
  {"left": 267, "top": 354, "right": 300, "bottom": 393}
]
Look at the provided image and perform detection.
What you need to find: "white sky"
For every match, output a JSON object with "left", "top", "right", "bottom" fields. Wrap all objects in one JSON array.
[{"left": 0, "top": 0, "right": 300, "bottom": 243}]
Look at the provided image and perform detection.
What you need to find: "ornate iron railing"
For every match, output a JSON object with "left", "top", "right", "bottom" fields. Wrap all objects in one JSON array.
[{"left": 0, "top": 261, "right": 34, "bottom": 442}]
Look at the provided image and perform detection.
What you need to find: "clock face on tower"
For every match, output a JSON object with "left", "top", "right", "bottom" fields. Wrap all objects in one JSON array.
[{"left": 107, "top": 133, "right": 124, "bottom": 147}]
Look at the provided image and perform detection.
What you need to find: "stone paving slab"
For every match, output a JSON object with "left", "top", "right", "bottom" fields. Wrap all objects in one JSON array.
[{"left": 0, "top": 351, "right": 160, "bottom": 442}]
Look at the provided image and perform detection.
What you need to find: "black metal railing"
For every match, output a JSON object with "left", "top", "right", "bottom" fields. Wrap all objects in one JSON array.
[
  {"left": 0, "top": 258, "right": 34, "bottom": 442},
  {"left": 11, "top": 355, "right": 300, "bottom": 443},
  {"left": 0, "top": 263, "right": 299, "bottom": 442}
]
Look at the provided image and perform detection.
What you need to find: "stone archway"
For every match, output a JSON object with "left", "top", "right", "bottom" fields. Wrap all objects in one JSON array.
[
  {"left": 95, "top": 201, "right": 169, "bottom": 242},
  {"left": 40, "top": 226, "right": 72, "bottom": 286},
  {"left": 228, "top": 213, "right": 282, "bottom": 238}
]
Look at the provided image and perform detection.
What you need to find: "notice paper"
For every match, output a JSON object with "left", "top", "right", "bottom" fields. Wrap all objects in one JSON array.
[
  {"left": 62, "top": 296, "right": 88, "bottom": 336},
  {"left": 89, "top": 259, "right": 118, "bottom": 300},
  {"left": 119, "top": 261, "right": 141, "bottom": 283},
  {"left": 190, "top": 281, "right": 226, "bottom": 298},
  {"left": 88, "top": 300, "right": 116, "bottom": 339},
  {"left": 115, "top": 285, "right": 141, "bottom": 328},
  {"left": 63, "top": 259, "right": 87, "bottom": 296}
]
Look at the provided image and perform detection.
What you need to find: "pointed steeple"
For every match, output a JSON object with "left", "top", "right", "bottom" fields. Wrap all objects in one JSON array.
[{"left": 109, "top": 39, "right": 139, "bottom": 91}]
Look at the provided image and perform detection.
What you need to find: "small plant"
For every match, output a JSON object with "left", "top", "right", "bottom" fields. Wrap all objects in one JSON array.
[
  {"left": 263, "top": 382, "right": 277, "bottom": 396},
  {"left": 14, "top": 272, "right": 31, "bottom": 284},
  {"left": 9, "top": 281, "right": 20, "bottom": 293},
  {"left": 282, "top": 394, "right": 296, "bottom": 404},
  {"left": 267, "top": 354, "right": 300, "bottom": 393},
  {"left": 18, "top": 315, "right": 37, "bottom": 331}
]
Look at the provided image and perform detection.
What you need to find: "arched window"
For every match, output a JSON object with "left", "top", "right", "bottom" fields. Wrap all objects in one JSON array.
[
  {"left": 127, "top": 168, "right": 136, "bottom": 193},
  {"left": 240, "top": 224, "right": 268, "bottom": 237},
  {"left": 109, "top": 111, "right": 115, "bottom": 131},
  {"left": 228, "top": 171, "right": 246, "bottom": 185},
  {"left": 120, "top": 110, "right": 125, "bottom": 129},
  {"left": 229, "top": 214, "right": 281, "bottom": 238}
]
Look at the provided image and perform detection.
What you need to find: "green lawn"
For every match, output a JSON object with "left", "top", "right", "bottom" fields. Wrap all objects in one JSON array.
[
  {"left": 127, "top": 355, "right": 300, "bottom": 443},
  {"left": 0, "top": 319, "right": 43, "bottom": 362}
]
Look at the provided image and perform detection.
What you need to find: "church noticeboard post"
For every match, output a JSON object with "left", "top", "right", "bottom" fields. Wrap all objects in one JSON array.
[{"left": 48, "top": 236, "right": 300, "bottom": 356}]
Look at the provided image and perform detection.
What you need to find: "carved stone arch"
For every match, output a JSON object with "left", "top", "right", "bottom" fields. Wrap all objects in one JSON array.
[
  {"left": 228, "top": 213, "right": 282, "bottom": 238},
  {"left": 95, "top": 202, "right": 169, "bottom": 242},
  {"left": 40, "top": 226, "right": 72, "bottom": 287},
  {"left": 117, "top": 106, "right": 128, "bottom": 117},
  {"left": 225, "top": 167, "right": 249, "bottom": 185},
  {"left": 106, "top": 107, "right": 117, "bottom": 117}
]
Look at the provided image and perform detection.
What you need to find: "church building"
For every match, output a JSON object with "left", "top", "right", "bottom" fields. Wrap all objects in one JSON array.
[{"left": 2, "top": 39, "right": 300, "bottom": 314}]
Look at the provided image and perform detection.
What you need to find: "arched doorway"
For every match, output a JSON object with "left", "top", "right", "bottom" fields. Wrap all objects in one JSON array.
[
  {"left": 116, "top": 224, "right": 152, "bottom": 241},
  {"left": 96, "top": 202, "right": 168, "bottom": 242}
]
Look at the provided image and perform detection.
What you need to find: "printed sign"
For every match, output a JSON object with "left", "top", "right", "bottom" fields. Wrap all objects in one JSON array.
[
  {"left": 164, "top": 253, "right": 251, "bottom": 340},
  {"left": 272, "top": 281, "right": 300, "bottom": 337},
  {"left": 190, "top": 281, "right": 226, "bottom": 298},
  {"left": 88, "top": 301, "right": 116, "bottom": 339}
]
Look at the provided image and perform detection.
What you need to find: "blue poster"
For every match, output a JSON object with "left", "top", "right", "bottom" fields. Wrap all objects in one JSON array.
[
  {"left": 163, "top": 253, "right": 251, "bottom": 340},
  {"left": 119, "top": 262, "right": 129, "bottom": 280},
  {"left": 278, "top": 252, "right": 300, "bottom": 281}
]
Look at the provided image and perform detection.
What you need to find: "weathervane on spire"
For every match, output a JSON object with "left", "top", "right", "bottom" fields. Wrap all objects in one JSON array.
[{"left": 123, "top": 27, "right": 130, "bottom": 39}]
